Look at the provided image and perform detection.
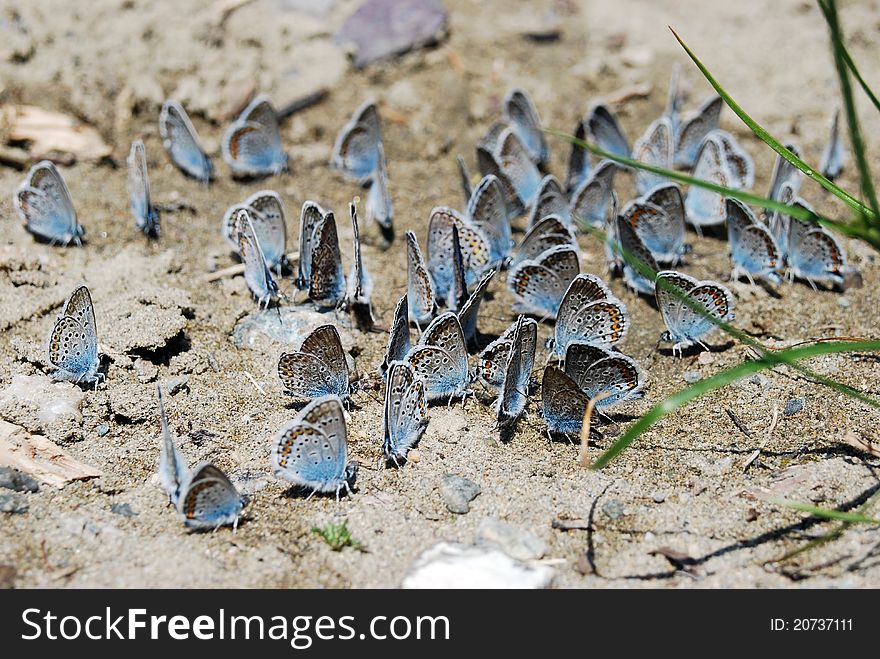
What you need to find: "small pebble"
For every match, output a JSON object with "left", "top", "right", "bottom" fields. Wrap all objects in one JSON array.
[
  {"left": 783, "top": 398, "right": 805, "bottom": 416},
  {"left": 440, "top": 474, "right": 481, "bottom": 514},
  {"left": 110, "top": 503, "right": 137, "bottom": 518},
  {"left": 0, "top": 493, "right": 28, "bottom": 514},
  {"left": 134, "top": 358, "right": 158, "bottom": 383},
  {"left": 651, "top": 491, "right": 666, "bottom": 504},
  {"left": 697, "top": 351, "right": 715, "bottom": 365},
  {"left": 601, "top": 498, "right": 625, "bottom": 520},
  {"left": 0, "top": 467, "right": 39, "bottom": 493},
  {"left": 96, "top": 424, "right": 110, "bottom": 437},
  {"left": 407, "top": 449, "right": 421, "bottom": 464},
  {"left": 837, "top": 297, "right": 850, "bottom": 308},
  {"left": 165, "top": 376, "right": 189, "bottom": 396},
  {"left": 476, "top": 517, "right": 547, "bottom": 561},
  {"left": 684, "top": 371, "right": 702, "bottom": 384}
]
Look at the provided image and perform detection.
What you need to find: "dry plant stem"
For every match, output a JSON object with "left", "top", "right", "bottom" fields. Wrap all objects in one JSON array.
[
  {"left": 201, "top": 252, "right": 299, "bottom": 282},
  {"left": 579, "top": 392, "right": 613, "bottom": 467},
  {"left": 742, "top": 404, "right": 779, "bottom": 472}
]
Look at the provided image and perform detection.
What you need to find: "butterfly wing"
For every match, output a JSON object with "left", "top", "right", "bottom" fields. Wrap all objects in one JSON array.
[
  {"left": 684, "top": 135, "right": 730, "bottom": 227},
  {"left": 632, "top": 117, "right": 673, "bottom": 195},
  {"left": 236, "top": 210, "right": 279, "bottom": 307},
  {"left": 15, "top": 161, "right": 82, "bottom": 244},
  {"left": 159, "top": 100, "right": 213, "bottom": 182},
  {"left": 177, "top": 463, "right": 242, "bottom": 529},
  {"left": 300, "top": 324, "right": 349, "bottom": 396},
  {"left": 495, "top": 128, "right": 542, "bottom": 207},
  {"left": 565, "top": 344, "right": 644, "bottom": 408},
  {"left": 457, "top": 269, "right": 495, "bottom": 353},
  {"left": 383, "top": 361, "right": 428, "bottom": 461},
  {"left": 331, "top": 100, "right": 382, "bottom": 184},
  {"left": 503, "top": 88, "right": 548, "bottom": 165},
  {"left": 673, "top": 95, "right": 722, "bottom": 168},
  {"left": 278, "top": 352, "right": 341, "bottom": 399},
  {"left": 507, "top": 245, "right": 580, "bottom": 318},
  {"left": 569, "top": 159, "right": 617, "bottom": 228},
  {"left": 566, "top": 118, "right": 592, "bottom": 193},
  {"left": 819, "top": 109, "right": 845, "bottom": 181},
  {"left": 223, "top": 96, "right": 287, "bottom": 176},
  {"left": 586, "top": 103, "right": 630, "bottom": 159},
  {"left": 296, "top": 201, "right": 326, "bottom": 290},
  {"left": 467, "top": 175, "right": 512, "bottom": 265},
  {"left": 127, "top": 140, "right": 159, "bottom": 237},
  {"left": 308, "top": 213, "right": 346, "bottom": 307},
  {"left": 245, "top": 190, "right": 287, "bottom": 270},
  {"left": 527, "top": 175, "right": 570, "bottom": 230},
  {"left": 156, "top": 385, "right": 187, "bottom": 504},
  {"left": 510, "top": 216, "right": 575, "bottom": 268},
  {"left": 497, "top": 316, "right": 537, "bottom": 430},
  {"left": 366, "top": 147, "right": 394, "bottom": 239},
  {"left": 406, "top": 231, "right": 436, "bottom": 327},
  {"left": 47, "top": 316, "right": 99, "bottom": 383},
  {"left": 381, "top": 295, "right": 412, "bottom": 377},
  {"left": 541, "top": 365, "right": 591, "bottom": 435}
]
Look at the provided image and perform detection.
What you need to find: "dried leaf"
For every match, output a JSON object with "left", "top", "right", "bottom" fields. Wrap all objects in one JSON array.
[
  {"left": 0, "top": 420, "right": 102, "bottom": 488},
  {"left": 2, "top": 104, "right": 112, "bottom": 162}
]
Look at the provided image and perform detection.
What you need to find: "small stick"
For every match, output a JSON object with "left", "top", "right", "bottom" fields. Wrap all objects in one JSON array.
[
  {"left": 201, "top": 252, "right": 299, "bottom": 282},
  {"left": 742, "top": 404, "right": 779, "bottom": 472},
  {"left": 277, "top": 88, "right": 330, "bottom": 120},
  {"left": 579, "top": 392, "right": 612, "bottom": 467},
  {"left": 244, "top": 371, "right": 267, "bottom": 397},
  {"left": 725, "top": 408, "right": 753, "bottom": 439},
  {"left": 605, "top": 83, "right": 653, "bottom": 105}
]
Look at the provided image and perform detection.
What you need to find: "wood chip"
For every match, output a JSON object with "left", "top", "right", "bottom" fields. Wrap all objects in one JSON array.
[
  {"left": 0, "top": 419, "right": 102, "bottom": 488},
  {"left": 551, "top": 517, "right": 592, "bottom": 531},
  {"left": 1, "top": 105, "right": 112, "bottom": 162},
  {"left": 840, "top": 430, "right": 880, "bottom": 458}
]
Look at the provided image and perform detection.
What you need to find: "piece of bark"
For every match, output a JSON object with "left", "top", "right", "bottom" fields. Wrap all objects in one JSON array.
[{"left": 0, "top": 420, "right": 102, "bottom": 488}]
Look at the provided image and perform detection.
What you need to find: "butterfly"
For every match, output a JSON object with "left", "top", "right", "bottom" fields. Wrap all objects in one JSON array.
[
  {"left": 563, "top": 343, "right": 644, "bottom": 408},
  {"left": 427, "top": 207, "right": 491, "bottom": 302},
  {"left": 457, "top": 269, "right": 495, "bottom": 353},
  {"left": 381, "top": 294, "right": 412, "bottom": 378},
  {"left": 457, "top": 154, "right": 475, "bottom": 204},
  {"left": 156, "top": 384, "right": 187, "bottom": 505},
  {"left": 612, "top": 213, "right": 659, "bottom": 296},
  {"left": 502, "top": 88, "right": 549, "bottom": 167},
  {"left": 156, "top": 385, "right": 243, "bottom": 529},
  {"left": 623, "top": 183, "right": 688, "bottom": 265},
  {"left": 278, "top": 324, "right": 351, "bottom": 400},
  {"left": 47, "top": 285, "right": 102, "bottom": 385},
  {"left": 270, "top": 395, "right": 357, "bottom": 499},
  {"left": 127, "top": 141, "right": 159, "bottom": 238},
  {"left": 14, "top": 160, "right": 84, "bottom": 245},
  {"left": 526, "top": 167, "right": 617, "bottom": 232},
  {"left": 767, "top": 142, "right": 804, "bottom": 204},
  {"left": 507, "top": 244, "right": 580, "bottom": 319},
  {"left": 159, "top": 100, "right": 214, "bottom": 182},
  {"left": 767, "top": 181, "right": 798, "bottom": 256},
  {"left": 672, "top": 95, "right": 723, "bottom": 169},
  {"left": 344, "top": 203, "right": 376, "bottom": 331},
  {"left": 493, "top": 127, "right": 543, "bottom": 208},
  {"left": 632, "top": 117, "right": 673, "bottom": 195},
  {"left": 541, "top": 365, "right": 591, "bottom": 436},
  {"left": 586, "top": 103, "right": 630, "bottom": 159},
  {"left": 466, "top": 175, "right": 513, "bottom": 267},
  {"left": 565, "top": 118, "right": 592, "bottom": 193},
  {"left": 306, "top": 211, "right": 346, "bottom": 308},
  {"left": 552, "top": 274, "right": 629, "bottom": 358},
  {"left": 665, "top": 64, "right": 684, "bottom": 136},
  {"left": 495, "top": 315, "right": 538, "bottom": 433},
  {"left": 477, "top": 322, "right": 518, "bottom": 391},
  {"left": 476, "top": 142, "right": 526, "bottom": 217},
  {"left": 820, "top": 109, "right": 845, "bottom": 182},
  {"left": 726, "top": 198, "right": 783, "bottom": 286},
  {"left": 405, "top": 312, "right": 470, "bottom": 402},
  {"left": 366, "top": 146, "right": 394, "bottom": 243},
  {"left": 383, "top": 361, "right": 429, "bottom": 465},
  {"left": 406, "top": 231, "right": 437, "bottom": 328},
  {"left": 710, "top": 129, "right": 754, "bottom": 190},
  {"left": 236, "top": 209, "right": 281, "bottom": 308},
  {"left": 222, "top": 95, "right": 288, "bottom": 177},
  {"left": 786, "top": 205, "right": 848, "bottom": 289},
  {"left": 684, "top": 135, "right": 730, "bottom": 229},
  {"left": 223, "top": 190, "right": 287, "bottom": 272},
  {"left": 510, "top": 215, "right": 577, "bottom": 270},
  {"left": 655, "top": 270, "right": 734, "bottom": 357},
  {"left": 331, "top": 99, "right": 383, "bottom": 184},
  {"left": 296, "top": 201, "right": 329, "bottom": 291}
]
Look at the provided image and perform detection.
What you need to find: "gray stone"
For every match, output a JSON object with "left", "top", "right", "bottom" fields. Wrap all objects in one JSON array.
[
  {"left": 476, "top": 517, "right": 546, "bottom": 560},
  {"left": 651, "top": 491, "right": 666, "bottom": 503},
  {"left": 440, "top": 474, "right": 481, "bottom": 514},
  {"left": 110, "top": 503, "right": 137, "bottom": 518},
  {"left": 96, "top": 424, "right": 109, "bottom": 437},
  {"left": 335, "top": 0, "right": 448, "bottom": 69},
  {"left": 684, "top": 371, "right": 702, "bottom": 383},
  {"left": 784, "top": 397, "right": 805, "bottom": 416},
  {"left": 0, "top": 467, "right": 39, "bottom": 493},
  {"left": 601, "top": 498, "right": 625, "bottom": 520},
  {"left": 0, "top": 494, "right": 28, "bottom": 514},
  {"left": 165, "top": 376, "right": 190, "bottom": 396},
  {"left": 232, "top": 308, "right": 353, "bottom": 352}
]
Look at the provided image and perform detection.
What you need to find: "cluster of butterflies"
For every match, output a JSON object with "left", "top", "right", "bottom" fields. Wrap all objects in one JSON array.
[{"left": 16, "top": 72, "right": 854, "bottom": 529}]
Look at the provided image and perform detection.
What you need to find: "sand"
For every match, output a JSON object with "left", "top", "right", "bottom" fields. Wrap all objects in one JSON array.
[{"left": 0, "top": 0, "right": 879, "bottom": 588}]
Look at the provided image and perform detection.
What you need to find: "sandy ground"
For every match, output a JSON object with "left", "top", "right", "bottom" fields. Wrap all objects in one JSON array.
[{"left": 1, "top": 0, "right": 879, "bottom": 588}]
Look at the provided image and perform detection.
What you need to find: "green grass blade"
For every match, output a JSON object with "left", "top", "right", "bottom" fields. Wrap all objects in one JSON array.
[
  {"left": 774, "top": 499, "right": 880, "bottom": 524},
  {"left": 819, "top": 0, "right": 880, "bottom": 224},
  {"left": 591, "top": 340, "right": 880, "bottom": 469},
  {"left": 669, "top": 26, "right": 876, "bottom": 223}
]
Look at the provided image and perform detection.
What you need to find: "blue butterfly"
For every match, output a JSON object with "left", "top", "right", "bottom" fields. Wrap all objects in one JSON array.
[
  {"left": 278, "top": 324, "right": 351, "bottom": 400},
  {"left": 552, "top": 274, "right": 628, "bottom": 359},
  {"left": 222, "top": 95, "right": 288, "bottom": 178},
  {"left": 632, "top": 118, "right": 673, "bottom": 195},
  {"left": 296, "top": 201, "right": 329, "bottom": 291},
  {"left": 655, "top": 271, "right": 734, "bottom": 357},
  {"left": 15, "top": 160, "right": 84, "bottom": 245},
  {"left": 541, "top": 365, "right": 591, "bottom": 436},
  {"left": 672, "top": 95, "right": 722, "bottom": 169},
  {"left": 127, "top": 141, "right": 160, "bottom": 238},
  {"left": 159, "top": 100, "right": 213, "bottom": 183},
  {"left": 503, "top": 88, "right": 548, "bottom": 167},
  {"left": 820, "top": 109, "right": 845, "bottom": 181},
  {"left": 405, "top": 312, "right": 470, "bottom": 403},
  {"left": 236, "top": 209, "right": 281, "bottom": 308},
  {"left": 344, "top": 202, "right": 376, "bottom": 331},
  {"left": 366, "top": 146, "right": 394, "bottom": 243},
  {"left": 457, "top": 269, "right": 495, "bottom": 353},
  {"left": 507, "top": 245, "right": 580, "bottom": 319},
  {"left": 271, "top": 395, "right": 356, "bottom": 499},
  {"left": 566, "top": 118, "right": 592, "bottom": 193},
  {"left": 495, "top": 315, "right": 538, "bottom": 433},
  {"left": 381, "top": 294, "right": 412, "bottom": 378},
  {"left": 457, "top": 154, "right": 474, "bottom": 204},
  {"left": 766, "top": 181, "right": 798, "bottom": 256},
  {"left": 427, "top": 207, "right": 491, "bottom": 302},
  {"left": 223, "top": 190, "right": 287, "bottom": 272},
  {"left": 47, "top": 285, "right": 102, "bottom": 385},
  {"left": 157, "top": 384, "right": 186, "bottom": 505},
  {"left": 406, "top": 231, "right": 436, "bottom": 328},
  {"left": 564, "top": 343, "right": 645, "bottom": 408},
  {"left": 623, "top": 184, "right": 688, "bottom": 265},
  {"left": 786, "top": 209, "right": 848, "bottom": 289},
  {"left": 383, "top": 361, "right": 429, "bottom": 465},
  {"left": 492, "top": 127, "right": 542, "bottom": 208},
  {"left": 684, "top": 135, "right": 730, "bottom": 230},
  {"left": 712, "top": 129, "right": 754, "bottom": 190},
  {"left": 767, "top": 142, "right": 804, "bottom": 204},
  {"left": 726, "top": 198, "right": 783, "bottom": 286},
  {"left": 476, "top": 322, "right": 518, "bottom": 391},
  {"left": 177, "top": 463, "right": 244, "bottom": 530},
  {"left": 611, "top": 213, "right": 659, "bottom": 296},
  {"left": 331, "top": 100, "right": 382, "bottom": 184},
  {"left": 476, "top": 143, "right": 525, "bottom": 217},
  {"left": 306, "top": 211, "right": 346, "bottom": 308},
  {"left": 466, "top": 175, "right": 513, "bottom": 267},
  {"left": 586, "top": 102, "right": 630, "bottom": 159},
  {"left": 532, "top": 161, "right": 617, "bottom": 231},
  {"left": 665, "top": 64, "right": 684, "bottom": 137},
  {"left": 510, "top": 215, "right": 577, "bottom": 270}
]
